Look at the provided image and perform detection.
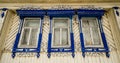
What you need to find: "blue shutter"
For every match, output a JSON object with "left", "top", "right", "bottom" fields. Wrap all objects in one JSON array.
[
  {"left": 47, "top": 10, "right": 75, "bottom": 58},
  {"left": 78, "top": 9, "right": 110, "bottom": 57},
  {"left": 12, "top": 10, "right": 46, "bottom": 58}
]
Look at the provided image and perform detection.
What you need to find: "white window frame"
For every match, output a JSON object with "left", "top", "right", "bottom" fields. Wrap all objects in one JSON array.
[
  {"left": 52, "top": 18, "right": 71, "bottom": 48},
  {"left": 81, "top": 17, "right": 103, "bottom": 47},
  {"left": 18, "top": 18, "right": 41, "bottom": 48}
]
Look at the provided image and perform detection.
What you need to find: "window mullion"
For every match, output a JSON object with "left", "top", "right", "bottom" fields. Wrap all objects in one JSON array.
[
  {"left": 53, "top": 27, "right": 54, "bottom": 46},
  {"left": 90, "top": 27, "right": 94, "bottom": 45},
  {"left": 27, "top": 28, "right": 32, "bottom": 46},
  {"left": 60, "top": 28, "right": 62, "bottom": 46}
]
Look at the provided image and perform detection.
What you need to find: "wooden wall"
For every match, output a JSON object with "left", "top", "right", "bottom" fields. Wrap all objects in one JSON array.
[
  {"left": 0, "top": 10, "right": 15, "bottom": 59},
  {"left": 107, "top": 9, "right": 120, "bottom": 59},
  {"left": 0, "top": 9, "right": 120, "bottom": 63}
]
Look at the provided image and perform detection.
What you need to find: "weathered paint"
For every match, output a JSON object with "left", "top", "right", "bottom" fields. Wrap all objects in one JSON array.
[
  {"left": 0, "top": 8, "right": 120, "bottom": 63},
  {"left": 0, "top": 52, "right": 120, "bottom": 63},
  {"left": 0, "top": 10, "right": 15, "bottom": 59}
]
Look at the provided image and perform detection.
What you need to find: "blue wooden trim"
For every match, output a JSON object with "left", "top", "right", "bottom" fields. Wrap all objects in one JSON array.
[
  {"left": 77, "top": 9, "right": 105, "bottom": 17},
  {"left": 115, "top": 10, "right": 119, "bottom": 16},
  {"left": 16, "top": 10, "right": 46, "bottom": 19},
  {"left": 12, "top": 33, "right": 21, "bottom": 58},
  {"left": 113, "top": 7, "right": 119, "bottom": 16},
  {"left": 36, "top": 33, "right": 42, "bottom": 58},
  {"left": 18, "top": 19, "right": 24, "bottom": 33},
  {"left": 1, "top": 12, "right": 4, "bottom": 18},
  {"left": 40, "top": 17, "right": 44, "bottom": 33},
  {"left": 78, "top": 10, "right": 109, "bottom": 57},
  {"left": 36, "top": 17, "right": 44, "bottom": 58},
  {"left": 1, "top": 8, "right": 7, "bottom": 11},
  {"left": 78, "top": 17, "right": 85, "bottom": 57},
  {"left": 101, "top": 33, "right": 109, "bottom": 50},
  {"left": 78, "top": 17, "right": 82, "bottom": 32},
  {"left": 47, "top": 11, "right": 75, "bottom": 58},
  {"left": 47, "top": 33, "right": 52, "bottom": 53},
  {"left": 49, "top": 17, "right": 53, "bottom": 33},
  {"left": 12, "top": 10, "right": 45, "bottom": 58},
  {"left": 70, "top": 33, "right": 75, "bottom": 58},
  {"left": 80, "top": 33, "right": 85, "bottom": 57},
  {"left": 47, "top": 33, "right": 52, "bottom": 58},
  {"left": 70, "top": 16, "right": 73, "bottom": 32},
  {"left": 47, "top": 10, "right": 75, "bottom": 17},
  {"left": 47, "top": 17, "right": 52, "bottom": 58},
  {"left": 12, "top": 18, "right": 24, "bottom": 58},
  {"left": 1, "top": 8, "right": 7, "bottom": 18},
  {"left": 70, "top": 16, "right": 75, "bottom": 57},
  {"left": 98, "top": 17, "right": 109, "bottom": 55}
]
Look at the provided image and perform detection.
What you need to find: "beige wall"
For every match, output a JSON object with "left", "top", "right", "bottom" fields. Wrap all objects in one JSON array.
[
  {"left": 0, "top": 10, "right": 15, "bottom": 59},
  {"left": 107, "top": 9, "right": 120, "bottom": 52},
  {"left": 0, "top": 7, "right": 120, "bottom": 63}
]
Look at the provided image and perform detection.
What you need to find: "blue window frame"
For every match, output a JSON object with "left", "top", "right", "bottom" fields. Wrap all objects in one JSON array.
[
  {"left": 12, "top": 10, "right": 46, "bottom": 58},
  {"left": 78, "top": 9, "right": 110, "bottom": 57},
  {"left": 47, "top": 10, "right": 75, "bottom": 58}
]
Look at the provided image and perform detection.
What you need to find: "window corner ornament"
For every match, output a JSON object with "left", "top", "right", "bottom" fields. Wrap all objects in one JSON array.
[
  {"left": 113, "top": 7, "right": 119, "bottom": 16},
  {"left": 50, "top": 5, "right": 73, "bottom": 10},
  {"left": 12, "top": 9, "right": 46, "bottom": 58},
  {"left": 47, "top": 9, "right": 75, "bottom": 58},
  {"left": 78, "top": 9, "right": 110, "bottom": 58},
  {"left": 0, "top": 8, "right": 7, "bottom": 18}
]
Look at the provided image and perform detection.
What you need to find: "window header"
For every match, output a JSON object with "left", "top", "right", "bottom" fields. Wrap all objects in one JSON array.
[
  {"left": 77, "top": 9, "right": 105, "bottom": 17},
  {"left": 47, "top": 10, "right": 75, "bottom": 17},
  {"left": 16, "top": 9, "right": 105, "bottom": 18},
  {"left": 16, "top": 10, "right": 46, "bottom": 19}
]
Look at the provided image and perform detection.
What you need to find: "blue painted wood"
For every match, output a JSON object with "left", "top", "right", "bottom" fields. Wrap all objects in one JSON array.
[
  {"left": 98, "top": 17, "right": 110, "bottom": 57},
  {"left": 0, "top": 8, "right": 7, "bottom": 18},
  {"left": 70, "top": 33, "right": 75, "bottom": 58},
  {"left": 47, "top": 10, "right": 75, "bottom": 58},
  {"left": 47, "top": 33, "right": 52, "bottom": 58},
  {"left": 12, "top": 10, "right": 45, "bottom": 58},
  {"left": 78, "top": 9, "right": 109, "bottom": 58},
  {"left": 113, "top": 7, "right": 119, "bottom": 16},
  {"left": 1, "top": 12, "right": 4, "bottom": 18},
  {"left": 78, "top": 9, "right": 105, "bottom": 17},
  {"left": 47, "top": 18, "right": 52, "bottom": 58},
  {"left": 47, "top": 10, "right": 75, "bottom": 17},
  {"left": 16, "top": 10, "right": 46, "bottom": 19}
]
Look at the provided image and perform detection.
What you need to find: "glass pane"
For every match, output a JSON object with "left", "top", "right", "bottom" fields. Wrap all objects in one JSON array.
[
  {"left": 82, "top": 18, "right": 92, "bottom": 45},
  {"left": 54, "top": 19, "right": 68, "bottom": 27},
  {"left": 53, "top": 28, "right": 60, "bottom": 46},
  {"left": 20, "top": 29, "right": 30, "bottom": 46},
  {"left": 24, "top": 18, "right": 40, "bottom": 27},
  {"left": 82, "top": 19, "right": 89, "bottom": 27},
  {"left": 62, "top": 28, "right": 69, "bottom": 46},
  {"left": 89, "top": 18, "right": 98, "bottom": 27},
  {"left": 82, "top": 18, "right": 97, "bottom": 27},
  {"left": 83, "top": 27, "right": 92, "bottom": 45},
  {"left": 29, "top": 28, "right": 38, "bottom": 47},
  {"left": 92, "top": 27, "right": 101, "bottom": 45},
  {"left": 82, "top": 17, "right": 101, "bottom": 46}
]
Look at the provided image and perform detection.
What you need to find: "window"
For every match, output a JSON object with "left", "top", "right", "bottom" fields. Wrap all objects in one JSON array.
[
  {"left": 52, "top": 18, "right": 70, "bottom": 48},
  {"left": 78, "top": 9, "right": 109, "bottom": 57},
  {"left": 82, "top": 17, "right": 103, "bottom": 47},
  {"left": 47, "top": 10, "right": 75, "bottom": 58},
  {"left": 12, "top": 10, "right": 45, "bottom": 58},
  {"left": 18, "top": 18, "right": 40, "bottom": 48}
]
